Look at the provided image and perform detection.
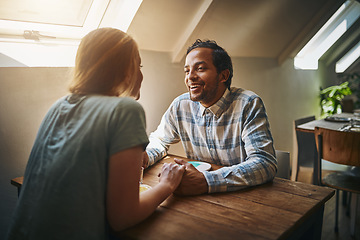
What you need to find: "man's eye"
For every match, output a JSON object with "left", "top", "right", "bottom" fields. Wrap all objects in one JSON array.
[{"left": 140, "top": 65, "right": 143, "bottom": 69}]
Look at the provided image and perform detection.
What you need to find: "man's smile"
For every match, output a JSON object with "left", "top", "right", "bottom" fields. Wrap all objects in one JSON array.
[{"left": 188, "top": 83, "right": 203, "bottom": 89}]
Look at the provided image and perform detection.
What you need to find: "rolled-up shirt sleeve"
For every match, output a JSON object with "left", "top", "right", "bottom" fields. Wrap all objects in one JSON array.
[{"left": 146, "top": 101, "right": 181, "bottom": 167}]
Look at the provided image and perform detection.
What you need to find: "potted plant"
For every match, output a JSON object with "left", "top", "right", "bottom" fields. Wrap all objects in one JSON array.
[{"left": 319, "top": 81, "right": 352, "bottom": 118}]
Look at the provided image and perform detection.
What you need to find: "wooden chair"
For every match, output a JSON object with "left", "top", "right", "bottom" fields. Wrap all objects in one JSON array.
[
  {"left": 275, "top": 150, "right": 290, "bottom": 179},
  {"left": 294, "top": 116, "right": 318, "bottom": 184},
  {"left": 314, "top": 127, "right": 360, "bottom": 236}
]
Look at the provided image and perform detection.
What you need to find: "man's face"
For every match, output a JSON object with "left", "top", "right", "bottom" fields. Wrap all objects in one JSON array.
[{"left": 184, "top": 48, "right": 227, "bottom": 108}]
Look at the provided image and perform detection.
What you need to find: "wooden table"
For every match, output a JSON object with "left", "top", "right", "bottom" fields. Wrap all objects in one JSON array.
[
  {"left": 116, "top": 154, "right": 334, "bottom": 240},
  {"left": 11, "top": 155, "right": 335, "bottom": 240},
  {"left": 295, "top": 113, "right": 355, "bottom": 133}
]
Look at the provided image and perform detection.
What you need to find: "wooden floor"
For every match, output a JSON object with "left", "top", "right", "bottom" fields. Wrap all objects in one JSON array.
[
  {"left": 322, "top": 190, "right": 359, "bottom": 240},
  {"left": 296, "top": 168, "right": 359, "bottom": 239}
]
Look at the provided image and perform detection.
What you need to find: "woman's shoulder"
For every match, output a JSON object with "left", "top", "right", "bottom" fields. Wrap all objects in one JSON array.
[
  {"left": 88, "top": 95, "right": 142, "bottom": 109},
  {"left": 76, "top": 96, "right": 145, "bottom": 120}
]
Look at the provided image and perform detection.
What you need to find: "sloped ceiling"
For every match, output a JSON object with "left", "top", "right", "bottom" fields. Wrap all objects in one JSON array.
[
  {"left": 127, "top": 0, "right": 345, "bottom": 63},
  {"left": 1, "top": 0, "right": 356, "bottom": 68}
]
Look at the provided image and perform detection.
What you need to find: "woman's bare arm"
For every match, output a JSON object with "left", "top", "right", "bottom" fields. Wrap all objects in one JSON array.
[{"left": 107, "top": 146, "right": 185, "bottom": 231}]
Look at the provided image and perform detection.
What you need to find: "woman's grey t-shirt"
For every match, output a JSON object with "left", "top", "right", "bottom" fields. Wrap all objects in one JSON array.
[{"left": 7, "top": 95, "right": 149, "bottom": 240}]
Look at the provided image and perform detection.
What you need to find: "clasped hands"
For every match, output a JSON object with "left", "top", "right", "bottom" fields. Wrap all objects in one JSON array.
[
  {"left": 142, "top": 153, "right": 208, "bottom": 196},
  {"left": 172, "top": 158, "right": 208, "bottom": 195}
]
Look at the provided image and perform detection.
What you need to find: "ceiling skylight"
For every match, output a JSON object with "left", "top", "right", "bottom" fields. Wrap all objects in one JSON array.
[
  {"left": 335, "top": 41, "right": 360, "bottom": 73},
  {"left": 294, "top": 0, "right": 360, "bottom": 70},
  {"left": 0, "top": 0, "right": 142, "bottom": 67}
]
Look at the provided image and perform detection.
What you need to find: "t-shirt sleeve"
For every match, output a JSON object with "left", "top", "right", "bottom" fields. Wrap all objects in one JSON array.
[{"left": 108, "top": 98, "right": 149, "bottom": 156}]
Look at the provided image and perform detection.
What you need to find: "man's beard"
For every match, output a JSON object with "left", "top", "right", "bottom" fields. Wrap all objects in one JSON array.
[{"left": 189, "top": 79, "right": 219, "bottom": 104}]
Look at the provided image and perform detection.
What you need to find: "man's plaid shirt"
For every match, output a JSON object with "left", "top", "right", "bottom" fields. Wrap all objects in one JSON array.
[{"left": 146, "top": 87, "right": 277, "bottom": 193}]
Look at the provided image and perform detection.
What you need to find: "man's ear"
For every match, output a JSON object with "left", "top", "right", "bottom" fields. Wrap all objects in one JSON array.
[{"left": 219, "top": 69, "right": 230, "bottom": 83}]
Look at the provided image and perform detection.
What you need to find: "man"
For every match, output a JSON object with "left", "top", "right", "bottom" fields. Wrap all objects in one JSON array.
[{"left": 144, "top": 39, "right": 277, "bottom": 195}]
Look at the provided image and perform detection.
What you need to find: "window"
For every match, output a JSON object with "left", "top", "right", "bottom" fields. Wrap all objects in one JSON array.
[
  {"left": 294, "top": 0, "right": 360, "bottom": 70},
  {"left": 0, "top": 0, "right": 142, "bottom": 67},
  {"left": 336, "top": 41, "right": 360, "bottom": 73}
]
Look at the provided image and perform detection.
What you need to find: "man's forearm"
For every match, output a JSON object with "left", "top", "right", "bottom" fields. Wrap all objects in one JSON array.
[{"left": 203, "top": 156, "right": 277, "bottom": 193}]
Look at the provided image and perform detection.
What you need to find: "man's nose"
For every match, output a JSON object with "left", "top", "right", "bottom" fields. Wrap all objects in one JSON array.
[{"left": 187, "top": 69, "right": 197, "bottom": 80}]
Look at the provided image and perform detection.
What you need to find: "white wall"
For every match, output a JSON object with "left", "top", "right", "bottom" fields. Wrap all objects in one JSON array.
[
  {"left": 0, "top": 67, "right": 70, "bottom": 237},
  {"left": 232, "top": 57, "right": 321, "bottom": 150},
  {"left": 138, "top": 50, "right": 187, "bottom": 134},
  {"left": 0, "top": 50, "right": 324, "bottom": 237}
]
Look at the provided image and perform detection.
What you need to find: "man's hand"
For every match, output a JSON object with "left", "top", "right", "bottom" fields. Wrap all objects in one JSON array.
[{"left": 173, "top": 158, "right": 208, "bottom": 196}]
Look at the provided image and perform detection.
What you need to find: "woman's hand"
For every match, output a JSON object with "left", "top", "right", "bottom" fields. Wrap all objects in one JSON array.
[{"left": 158, "top": 163, "right": 185, "bottom": 192}]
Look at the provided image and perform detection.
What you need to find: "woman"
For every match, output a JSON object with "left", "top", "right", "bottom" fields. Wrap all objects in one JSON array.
[{"left": 6, "top": 28, "right": 185, "bottom": 240}]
